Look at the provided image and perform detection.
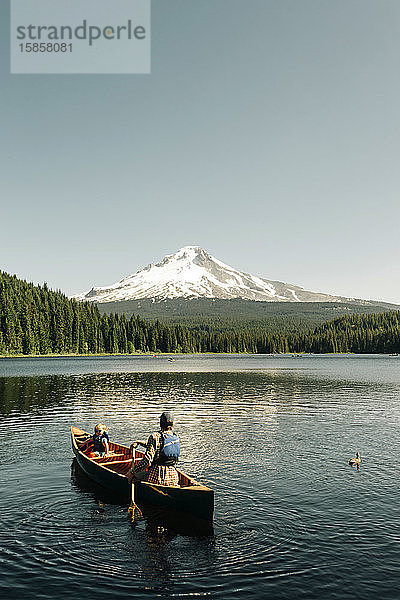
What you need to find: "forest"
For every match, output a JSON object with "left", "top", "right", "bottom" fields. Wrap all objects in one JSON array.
[
  {"left": 1, "top": 270, "right": 400, "bottom": 356},
  {"left": 96, "top": 296, "right": 397, "bottom": 333}
]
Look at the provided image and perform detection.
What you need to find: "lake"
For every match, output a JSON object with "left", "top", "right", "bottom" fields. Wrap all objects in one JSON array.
[{"left": 0, "top": 354, "right": 399, "bottom": 599}]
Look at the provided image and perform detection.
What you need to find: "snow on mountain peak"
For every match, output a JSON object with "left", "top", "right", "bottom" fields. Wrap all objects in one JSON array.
[{"left": 74, "top": 246, "right": 352, "bottom": 304}]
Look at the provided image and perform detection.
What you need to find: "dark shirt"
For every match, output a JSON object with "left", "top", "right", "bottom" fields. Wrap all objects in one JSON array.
[{"left": 93, "top": 431, "right": 109, "bottom": 453}]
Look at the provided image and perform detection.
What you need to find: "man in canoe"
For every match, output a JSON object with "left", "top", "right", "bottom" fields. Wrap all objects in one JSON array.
[{"left": 128, "top": 411, "right": 180, "bottom": 487}]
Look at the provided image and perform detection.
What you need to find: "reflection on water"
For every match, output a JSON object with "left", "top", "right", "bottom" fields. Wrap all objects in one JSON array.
[{"left": 0, "top": 355, "right": 399, "bottom": 599}]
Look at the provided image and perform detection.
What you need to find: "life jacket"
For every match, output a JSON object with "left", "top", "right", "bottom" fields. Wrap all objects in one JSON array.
[
  {"left": 156, "top": 431, "right": 180, "bottom": 466},
  {"left": 93, "top": 431, "right": 109, "bottom": 453}
]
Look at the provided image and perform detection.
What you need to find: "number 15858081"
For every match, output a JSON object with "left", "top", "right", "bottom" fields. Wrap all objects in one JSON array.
[{"left": 19, "top": 43, "right": 73, "bottom": 53}]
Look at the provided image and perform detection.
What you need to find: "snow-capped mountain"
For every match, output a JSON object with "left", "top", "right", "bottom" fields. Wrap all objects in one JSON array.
[{"left": 74, "top": 246, "right": 367, "bottom": 304}]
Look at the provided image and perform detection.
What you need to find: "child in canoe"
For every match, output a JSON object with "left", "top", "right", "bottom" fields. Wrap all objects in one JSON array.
[
  {"left": 92, "top": 423, "right": 110, "bottom": 457},
  {"left": 82, "top": 423, "right": 110, "bottom": 457}
]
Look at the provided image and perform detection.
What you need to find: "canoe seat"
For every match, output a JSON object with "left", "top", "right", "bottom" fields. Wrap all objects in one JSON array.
[
  {"left": 100, "top": 459, "right": 132, "bottom": 466},
  {"left": 92, "top": 453, "right": 126, "bottom": 460}
]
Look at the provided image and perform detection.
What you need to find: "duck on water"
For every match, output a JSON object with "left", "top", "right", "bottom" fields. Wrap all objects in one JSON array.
[{"left": 349, "top": 452, "right": 361, "bottom": 466}]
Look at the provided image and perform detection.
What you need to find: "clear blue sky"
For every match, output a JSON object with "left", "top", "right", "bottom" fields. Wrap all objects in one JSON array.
[{"left": 1, "top": 1, "right": 400, "bottom": 303}]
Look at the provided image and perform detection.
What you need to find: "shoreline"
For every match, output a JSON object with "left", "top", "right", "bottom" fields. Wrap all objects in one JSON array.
[
  {"left": 0, "top": 351, "right": 396, "bottom": 360},
  {"left": 0, "top": 352, "right": 178, "bottom": 359}
]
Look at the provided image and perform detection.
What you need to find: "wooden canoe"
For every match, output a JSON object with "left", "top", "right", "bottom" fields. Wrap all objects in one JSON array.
[{"left": 71, "top": 426, "right": 214, "bottom": 522}]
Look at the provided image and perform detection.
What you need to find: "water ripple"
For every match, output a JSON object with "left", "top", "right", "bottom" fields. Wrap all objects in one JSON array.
[{"left": 1, "top": 357, "right": 400, "bottom": 599}]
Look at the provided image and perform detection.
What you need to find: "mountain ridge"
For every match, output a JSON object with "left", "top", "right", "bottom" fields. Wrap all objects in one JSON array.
[{"left": 74, "top": 245, "right": 383, "bottom": 306}]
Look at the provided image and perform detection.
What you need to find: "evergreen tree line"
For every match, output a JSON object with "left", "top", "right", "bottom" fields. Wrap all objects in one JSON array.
[{"left": 1, "top": 270, "right": 400, "bottom": 355}]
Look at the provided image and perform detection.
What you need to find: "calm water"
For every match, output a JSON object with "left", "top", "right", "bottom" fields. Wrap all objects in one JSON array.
[{"left": 0, "top": 354, "right": 399, "bottom": 600}]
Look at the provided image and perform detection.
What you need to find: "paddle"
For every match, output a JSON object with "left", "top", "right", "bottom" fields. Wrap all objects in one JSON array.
[
  {"left": 128, "top": 440, "right": 147, "bottom": 521},
  {"left": 128, "top": 443, "right": 137, "bottom": 519}
]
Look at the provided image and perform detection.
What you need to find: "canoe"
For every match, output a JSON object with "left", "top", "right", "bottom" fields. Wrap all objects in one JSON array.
[{"left": 71, "top": 426, "right": 214, "bottom": 522}]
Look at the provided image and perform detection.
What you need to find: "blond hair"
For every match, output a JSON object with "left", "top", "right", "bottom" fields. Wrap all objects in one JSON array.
[{"left": 95, "top": 423, "right": 107, "bottom": 433}]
